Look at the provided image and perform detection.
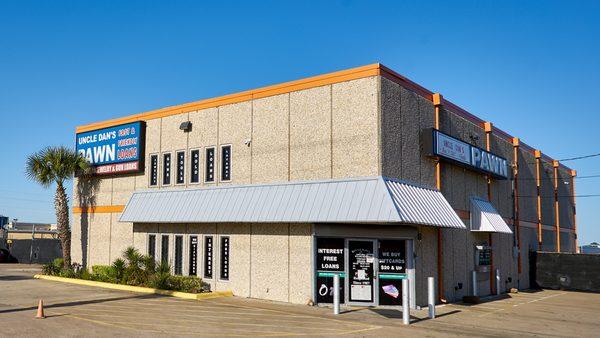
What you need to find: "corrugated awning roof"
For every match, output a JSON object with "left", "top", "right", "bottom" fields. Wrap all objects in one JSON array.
[
  {"left": 470, "top": 197, "right": 513, "bottom": 234},
  {"left": 119, "top": 176, "right": 466, "bottom": 229}
]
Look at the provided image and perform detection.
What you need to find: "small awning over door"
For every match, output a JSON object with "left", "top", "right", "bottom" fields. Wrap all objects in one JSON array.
[
  {"left": 470, "top": 197, "right": 513, "bottom": 234},
  {"left": 119, "top": 176, "right": 466, "bottom": 229}
]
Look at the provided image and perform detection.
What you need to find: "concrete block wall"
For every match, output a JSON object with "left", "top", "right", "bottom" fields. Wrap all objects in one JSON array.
[
  {"left": 289, "top": 86, "right": 332, "bottom": 180},
  {"left": 517, "top": 150, "right": 538, "bottom": 226},
  {"left": 128, "top": 222, "right": 312, "bottom": 304},
  {"left": 72, "top": 68, "right": 577, "bottom": 306},
  {"left": 72, "top": 76, "right": 379, "bottom": 304},
  {"left": 540, "top": 162, "right": 556, "bottom": 245},
  {"left": 381, "top": 75, "right": 501, "bottom": 301},
  {"left": 380, "top": 77, "right": 536, "bottom": 299},
  {"left": 443, "top": 110, "right": 493, "bottom": 300},
  {"left": 488, "top": 134, "right": 518, "bottom": 293},
  {"left": 415, "top": 227, "right": 438, "bottom": 306},
  {"left": 380, "top": 77, "right": 436, "bottom": 188}
]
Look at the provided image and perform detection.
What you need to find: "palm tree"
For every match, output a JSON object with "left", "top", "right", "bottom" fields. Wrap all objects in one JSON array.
[{"left": 26, "top": 146, "right": 90, "bottom": 269}]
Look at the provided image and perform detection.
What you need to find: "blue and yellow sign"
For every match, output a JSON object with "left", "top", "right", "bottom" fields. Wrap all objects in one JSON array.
[{"left": 76, "top": 122, "right": 145, "bottom": 175}]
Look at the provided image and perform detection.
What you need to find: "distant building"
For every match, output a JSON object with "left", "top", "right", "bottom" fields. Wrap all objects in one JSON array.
[
  {"left": 5, "top": 221, "right": 58, "bottom": 240},
  {"left": 581, "top": 242, "right": 600, "bottom": 254},
  {"left": 2, "top": 220, "right": 62, "bottom": 264},
  {"left": 0, "top": 215, "right": 9, "bottom": 228}
]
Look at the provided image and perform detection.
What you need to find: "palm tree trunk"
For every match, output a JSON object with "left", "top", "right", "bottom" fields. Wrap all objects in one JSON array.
[{"left": 55, "top": 181, "right": 71, "bottom": 269}]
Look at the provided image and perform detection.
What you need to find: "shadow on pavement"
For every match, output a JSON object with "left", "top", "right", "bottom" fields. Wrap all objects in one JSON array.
[
  {"left": 0, "top": 293, "right": 169, "bottom": 315},
  {"left": 367, "top": 308, "right": 462, "bottom": 320},
  {"left": 0, "top": 275, "right": 34, "bottom": 281}
]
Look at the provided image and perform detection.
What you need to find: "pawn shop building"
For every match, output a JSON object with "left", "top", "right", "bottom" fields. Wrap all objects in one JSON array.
[{"left": 72, "top": 64, "right": 578, "bottom": 307}]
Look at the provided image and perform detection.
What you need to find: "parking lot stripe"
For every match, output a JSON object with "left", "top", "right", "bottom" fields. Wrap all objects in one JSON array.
[
  {"left": 67, "top": 307, "right": 372, "bottom": 328},
  {"left": 68, "top": 317, "right": 363, "bottom": 333}
]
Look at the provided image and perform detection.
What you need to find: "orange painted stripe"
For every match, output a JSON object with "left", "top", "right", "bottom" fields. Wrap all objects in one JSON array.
[
  {"left": 73, "top": 205, "right": 125, "bottom": 214},
  {"left": 75, "top": 63, "right": 571, "bottom": 172}
]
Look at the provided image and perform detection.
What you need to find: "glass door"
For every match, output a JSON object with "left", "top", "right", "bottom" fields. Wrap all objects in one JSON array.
[{"left": 347, "top": 239, "right": 377, "bottom": 305}]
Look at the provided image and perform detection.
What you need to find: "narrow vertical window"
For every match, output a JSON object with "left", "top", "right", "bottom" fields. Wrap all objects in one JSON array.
[
  {"left": 150, "top": 154, "right": 158, "bottom": 186},
  {"left": 176, "top": 151, "right": 185, "bottom": 184},
  {"left": 148, "top": 234, "right": 156, "bottom": 259},
  {"left": 161, "top": 235, "right": 169, "bottom": 264},
  {"left": 221, "top": 145, "right": 231, "bottom": 181},
  {"left": 162, "top": 153, "right": 171, "bottom": 185},
  {"left": 174, "top": 235, "right": 183, "bottom": 275},
  {"left": 220, "top": 236, "right": 230, "bottom": 280},
  {"left": 205, "top": 147, "right": 215, "bottom": 182},
  {"left": 190, "top": 149, "right": 200, "bottom": 184},
  {"left": 189, "top": 236, "right": 198, "bottom": 276},
  {"left": 204, "top": 236, "right": 213, "bottom": 279}
]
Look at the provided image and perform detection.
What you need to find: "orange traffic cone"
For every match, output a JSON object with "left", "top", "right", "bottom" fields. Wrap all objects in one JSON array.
[{"left": 35, "top": 299, "right": 45, "bottom": 319}]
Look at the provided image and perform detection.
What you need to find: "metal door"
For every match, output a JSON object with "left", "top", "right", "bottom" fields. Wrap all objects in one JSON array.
[{"left": 346, "top": 239, "right": 377, "bottom": 306}]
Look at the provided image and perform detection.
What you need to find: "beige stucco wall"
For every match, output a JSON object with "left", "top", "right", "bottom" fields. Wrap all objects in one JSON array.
[
  {"left": 378, "top": 74, "right": 567, "bottom": 301},
  {"left": 331, "top": 77, "right": 379, "bottom": 178},
  {"left": 71, "top": 76, "right": 379, "bottom": 305},
  {"left": 125, "top": 222, "right": 312, "bottom": 304},
  {"left": 72, "top": 72, "right": 575, "bottom": 306},
  {"left": 289, "top": 86, "right": 332, "bottom": 180},
  {"left": 252, "top": 95, "right": 289, "bottom": 183}
]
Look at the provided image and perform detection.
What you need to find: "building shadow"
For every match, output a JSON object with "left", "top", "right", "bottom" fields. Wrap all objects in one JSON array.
[
  {"left": 0, "top": 275, "right": 33, "bottom": 281},
  {"left": 0, "top": 293, "right": 162, "bottom": 315},
  {"left": 76, "top": 176, "right": 100, "bottom": 268},
  {"left": 339, "top": 307, "right": 461, "bottom": 321}
]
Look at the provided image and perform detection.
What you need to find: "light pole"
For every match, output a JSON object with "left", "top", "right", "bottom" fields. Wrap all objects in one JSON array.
[{"left": 29, "top": 223, "right": 36, "bottom": 264}]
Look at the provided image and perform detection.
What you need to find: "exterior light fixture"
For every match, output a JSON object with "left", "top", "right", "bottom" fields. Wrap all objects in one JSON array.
[{"left": 179, "top": 121, "right": 192, "bottom": 132}]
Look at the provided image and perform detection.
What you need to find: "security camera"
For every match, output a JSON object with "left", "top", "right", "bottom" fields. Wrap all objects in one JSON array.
[{"left": 244, "top": 139, "right": 252, "bottom": 146}]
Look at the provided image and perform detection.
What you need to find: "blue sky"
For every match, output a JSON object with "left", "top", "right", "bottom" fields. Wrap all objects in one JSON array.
[{"left": 0, "top": 1, "right": 598, "bottom": 244}]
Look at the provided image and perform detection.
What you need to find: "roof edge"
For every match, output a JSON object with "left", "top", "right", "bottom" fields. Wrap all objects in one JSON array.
[
  {"left": 75, "top": 63, "right": 571, "bottom": 170},
  {"left": 76, "top": 63, "right": 382, "bottom": 133}
]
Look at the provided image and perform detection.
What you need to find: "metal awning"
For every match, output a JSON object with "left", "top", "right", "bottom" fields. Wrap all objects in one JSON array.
[
  {"left": 470, "top": 197, "right": 513, "bottom": 234},
  {"left": 119, "top": 176, "right": 466, "bottom": 229}
]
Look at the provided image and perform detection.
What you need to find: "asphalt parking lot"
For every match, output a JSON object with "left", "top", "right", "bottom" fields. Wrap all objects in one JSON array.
[{"left": 1, "top": 264, "right": 599, "bottom": 337}]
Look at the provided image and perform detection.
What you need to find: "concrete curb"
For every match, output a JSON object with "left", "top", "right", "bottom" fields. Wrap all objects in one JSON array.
[{"left": 33, "top": 274, "right": 233, "bottom": 300}]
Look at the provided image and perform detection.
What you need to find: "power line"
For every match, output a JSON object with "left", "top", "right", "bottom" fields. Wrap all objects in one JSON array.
[
  {"left": 559, "top": 152, "right": 600, "bottom": 162},
  {"left": 522, "top": 152, "right": 600, "bottom": 165},
  {"left": 0, "top": 189, "right": 54, "bottom": 197},
  {"left": 0, "top": 196, "right": 52, "bottom": 203},
  {"left": 510, "top": 174, "right": 600, "bottom": 181},
  {"left": 516, "top": 194, "right": 600, "bottom": 198}
]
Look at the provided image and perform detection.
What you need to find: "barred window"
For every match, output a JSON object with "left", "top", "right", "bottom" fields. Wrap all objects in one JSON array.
[
  {"left": 174, "top": 235, "right": 183, "bottom": 275},
  {"left": 176, "top": 151, "right": 185, "bottom": 184},
  {"left": 204, "top": 236, "right": 213, "bottom": 279},
  {"left": 148, "top": 234, "right": 156, "bottom": 259},
  {"left": 221, "top": 145, "right": 231, "bottom": 181},
  {"left": 150, "top": 154, "right": 158, "bottom": 186},
  {"left": 161, "top": 235, "right": 169, "bottom": 264},
  {"left": 220, "top": 236, "right": 230, "bottom": 280},
  {"left": 205, "top": 147, "right": 215, "bottom": 183},
  {"left": 162, "top": 153, "right": 171, "bottom": 185},
  {"left": 190, "top": 149, "right": 200, "bottom": 184},
  {"left": 189, "top": 236, "right": 198, "bottom": 276}
]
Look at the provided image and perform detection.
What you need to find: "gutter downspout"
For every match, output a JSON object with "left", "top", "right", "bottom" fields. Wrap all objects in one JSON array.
[
  {"left": 553, "top": 161, "right": 561, "bottom": 252},
  {"left": 535, "top": 150, "right": 543, "bottom": 249},
  {"left": 571, "top": 170, "right": 578, "bottom": 253},
  {"left": 512, "top": 138, "right": 522, "bottom": 280},
  {"left": 432, "top": 93, "right": 446, "bottom": 304},
  {"left": 484, "top": 122, "right": 495, "bottom": 295}
]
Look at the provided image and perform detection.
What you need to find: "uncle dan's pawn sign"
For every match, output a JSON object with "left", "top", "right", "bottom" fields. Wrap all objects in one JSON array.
[{"left": 76, "top": 121, "right": 145, "bottom": 175}]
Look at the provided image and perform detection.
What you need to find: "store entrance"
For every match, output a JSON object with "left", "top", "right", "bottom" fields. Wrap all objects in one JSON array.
[
  {"left": 347, "top": 239, "right": 376, "bottom": 305},
  {"left": 314, "top": 236, "right": 412, "bottom": 307}
]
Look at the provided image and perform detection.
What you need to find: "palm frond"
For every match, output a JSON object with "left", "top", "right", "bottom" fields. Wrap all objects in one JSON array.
[{"left": 25, "top": 145, "right": 91, "bottom": 187}]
